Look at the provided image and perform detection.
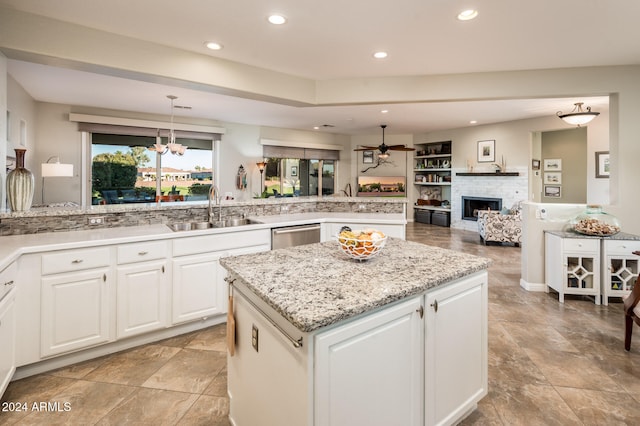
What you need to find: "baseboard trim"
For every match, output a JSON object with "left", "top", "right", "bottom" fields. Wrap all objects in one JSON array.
[
  {"left": 520, "top": 278, "right": 546, "bottom": 292},
  {"left": 13, "top": 315, "right": 225, "bottom": 380}
]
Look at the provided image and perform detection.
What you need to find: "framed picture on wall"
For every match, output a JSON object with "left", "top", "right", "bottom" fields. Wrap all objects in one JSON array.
[
  {"left": 543, "top": 158, "right": 562, "bottom": 171},
  {"left": 544, "top": 172, "right": 562, "bottom": 184},
  {"left": 532, "top": 159, "right": 541, "bottom": 170},
  {"left": 291, "top": 166, "right": 298, "bottom": 176},
  {"left": 477, "top": 140, "right": 495, "bottom": 163},
  {"left": 544, "top": 185, "right": 561, "bottom": 198},
  {"left": 363, "top": 150, "right": 374, "bottom": 164},
  {"left": 595, "top": 151, "right": 610, "bottom": 178}
]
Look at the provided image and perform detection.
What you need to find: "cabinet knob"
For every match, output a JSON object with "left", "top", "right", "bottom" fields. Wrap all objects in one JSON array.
[
  {"left": 103, "top": 274, "right": 107, "bottom": 282},
  {"left": 416, "top": 305, "right": 424, "bottom": 318},
  {"left": 71, "top": 259, "right": 84, "bottom": 264},
  {"left": 431, "top": 300, "right": 439, "bottom": 313},
  {"left": 3, "top": 280, "right": 13, "bottom": 286},
  {"left": 138, "top": 251, "right": 148, "bottom": 256}
]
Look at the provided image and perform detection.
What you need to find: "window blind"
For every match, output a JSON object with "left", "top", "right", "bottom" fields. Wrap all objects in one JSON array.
[{"left": 263, "top": 145, "right": 340, "bottom": 160}]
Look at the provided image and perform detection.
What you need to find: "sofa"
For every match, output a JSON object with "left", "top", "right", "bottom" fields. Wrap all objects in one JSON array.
[{"left": 477, "top": 202, "right": 523, "bottom": 246}]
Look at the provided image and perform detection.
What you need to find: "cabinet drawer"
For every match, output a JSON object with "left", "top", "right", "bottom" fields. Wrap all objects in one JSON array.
[
  {"left": 604, "top": 240, "right": 640, "bottom": 256},
  {"left": 173, "top": 229, "right": 271, "bottom": 257},
  {"left": 41, "top": 247, "right": 111, "bottom": 275},
  {"left": 117, "top": 241, "right": 168, "bottom": 264},
  {"left": 563, "top": 238, "right": 599, "bottom": 253},
  {"left": 0, "top": 262, "right": 17, "bottom": 303}
]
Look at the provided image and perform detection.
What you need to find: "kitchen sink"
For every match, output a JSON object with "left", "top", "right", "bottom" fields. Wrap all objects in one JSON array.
[{"left": 168, "top": 218, "right": 260, "bottom": 232}]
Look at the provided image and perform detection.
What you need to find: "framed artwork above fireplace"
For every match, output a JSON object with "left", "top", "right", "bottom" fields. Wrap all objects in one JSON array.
[{"left": 477, "top": 140, "right": 495, "bottom": 163}]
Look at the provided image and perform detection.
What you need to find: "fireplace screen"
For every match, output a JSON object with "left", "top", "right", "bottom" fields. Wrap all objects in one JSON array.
[{"left": 462, "top": 196, "right": 502, "bottom": 221}]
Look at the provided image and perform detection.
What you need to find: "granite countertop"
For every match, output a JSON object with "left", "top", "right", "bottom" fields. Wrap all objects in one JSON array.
[
  {"left": 0, "top": 212, "right": 407, "bottom": 271},
  {"left": 545, "top": 230, "right": 640, "bottom": 240},
  {"left": 221, "top": 238, "right": 491, "bottom": 333}
]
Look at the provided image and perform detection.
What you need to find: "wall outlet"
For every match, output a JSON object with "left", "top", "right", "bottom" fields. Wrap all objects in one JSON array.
[
  {"left": 252, "top": 324, "right": 259, "bottom": 352},
  {"left": 89, "top": 216, "right": 105, "bottom": 225}
]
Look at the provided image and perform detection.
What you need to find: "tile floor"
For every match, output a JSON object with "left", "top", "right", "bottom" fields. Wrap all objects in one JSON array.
[{"left": 2, "top": 222, "right": 640, "bottom": 425}]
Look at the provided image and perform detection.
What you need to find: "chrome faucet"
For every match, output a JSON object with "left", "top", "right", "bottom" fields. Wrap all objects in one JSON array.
[{"left": 208, "top": 185, "right": 222, "bottom": 224}]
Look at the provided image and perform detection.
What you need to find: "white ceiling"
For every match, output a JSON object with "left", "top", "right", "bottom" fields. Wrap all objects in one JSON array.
[{"left": 2, "top": 0, "right": 632, "bottom": 135}]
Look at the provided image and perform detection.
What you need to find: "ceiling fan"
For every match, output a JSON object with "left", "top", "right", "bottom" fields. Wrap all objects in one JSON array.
[{"left": 353, "top": 125, "right": 415, "bottom": 157}]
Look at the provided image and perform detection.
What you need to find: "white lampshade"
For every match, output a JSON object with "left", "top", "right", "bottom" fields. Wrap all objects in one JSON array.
[
  {"left": 41, "top": 162, "right": 74, "bottom": 177},
  {"left": 557, "top": 102, "right": 600, "bottom": 127}
]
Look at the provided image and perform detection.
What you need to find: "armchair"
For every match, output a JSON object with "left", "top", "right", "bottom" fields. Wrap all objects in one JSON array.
[{"left": 477, "top": 202, "right": 523, "bottom": 246}]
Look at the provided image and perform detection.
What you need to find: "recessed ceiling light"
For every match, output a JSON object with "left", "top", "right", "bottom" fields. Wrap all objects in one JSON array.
[
  {"left": 381, "top": 109, "right": 389, "bottom": 114},
  {"left": 205, "top": 41, "right": 223, "bottom": 50},
  {"left": 268, "top": 14, "right": 287, "bottom": 25},
  {"left": 313, "top": 126, "right": 320, "bottom": 130},
  {"left": 373, "top": 51, "right": 388, "bottom": 59},
  {"left": 469, "top": 120, "right": 478, "bottom": 124},
  {"left": 457, "top": 9, "right": 478, "bottom": 21}
]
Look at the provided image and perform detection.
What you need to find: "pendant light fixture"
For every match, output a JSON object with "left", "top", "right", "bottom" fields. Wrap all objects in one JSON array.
[
  {"left": 556, "top": 102, "right": 600, "bottom": 127},
  {"left": 149, "top": 95, "right": 187, "bottom": 155}
]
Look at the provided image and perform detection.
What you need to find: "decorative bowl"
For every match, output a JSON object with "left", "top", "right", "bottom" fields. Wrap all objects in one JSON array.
[
  {"left": 337, "top": 230, "right": 387, "bottom": 261},
  {"left": 570, "top": 205, "right": 621, "bottom": 236}
]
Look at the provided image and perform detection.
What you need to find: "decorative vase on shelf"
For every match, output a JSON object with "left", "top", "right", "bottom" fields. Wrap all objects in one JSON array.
[{"left": 6, "top": 148, "right": 35, "bottom": 211}]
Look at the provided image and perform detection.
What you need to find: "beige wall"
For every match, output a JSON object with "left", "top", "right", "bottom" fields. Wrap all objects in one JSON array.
[{"left": 540, "top": 127, "right": 587, "bottom": 204}]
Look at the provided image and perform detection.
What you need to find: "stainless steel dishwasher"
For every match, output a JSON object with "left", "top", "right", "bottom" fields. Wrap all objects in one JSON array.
[{"left": 271, "top": 223, "right": 321, "bottom": 249}]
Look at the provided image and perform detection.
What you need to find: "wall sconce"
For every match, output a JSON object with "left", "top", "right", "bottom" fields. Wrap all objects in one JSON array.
[
  {"left": 256, "top": 160, "right": 267, "bottom": 193},
  {"left": 41, "top": 156, "right": 74, "bottom": 204}
]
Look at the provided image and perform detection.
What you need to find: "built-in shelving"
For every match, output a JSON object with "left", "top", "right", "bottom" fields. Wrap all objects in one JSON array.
[{"left": 414, "top": 141, "right": 452, "bottom": 227}]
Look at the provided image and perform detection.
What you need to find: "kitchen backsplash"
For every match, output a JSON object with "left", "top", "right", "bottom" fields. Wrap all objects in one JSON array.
[{"left": 0, "top": 198, "right": 405, "bottom": 236}]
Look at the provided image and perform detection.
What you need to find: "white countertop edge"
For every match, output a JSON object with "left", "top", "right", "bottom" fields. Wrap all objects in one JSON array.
[{"left": 0, "top": 212, "right": 406, "bottom": 271}]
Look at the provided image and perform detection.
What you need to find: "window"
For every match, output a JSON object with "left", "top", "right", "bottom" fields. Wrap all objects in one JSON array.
[
  {"left": 262, "top": 144, "right": 339, "bottom": 197},
  {"left": 90, "top": 134, "right": 213, "bottom": 204},
  {"left": 263, "top": 158, "right": 335, "bottom": 197}
]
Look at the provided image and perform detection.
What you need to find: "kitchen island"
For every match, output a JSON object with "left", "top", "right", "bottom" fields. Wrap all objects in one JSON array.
[{"left": 221, "top": 238, "right": 491, "bottom": 426}]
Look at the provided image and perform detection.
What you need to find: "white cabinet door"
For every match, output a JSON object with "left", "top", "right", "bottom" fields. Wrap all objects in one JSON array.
[
  {"left": 172, "top": 243, "right": 270, "bottom": 325},
  {"left": 315, "top": 296, "right": 424, "bottom": 426},
  {"left": 0, "top": 287, "right": 16, "bottom": 398},
  {"left": 172, "top": 252, "right": 224, "bottom": 324},
  {"left": 41, "top": 268, "right": 111, "bottom": 357},
  {"left": 117, "top": 260, "right": 169, "bottom": 339},
  {"left": 545, "top": 234, "right": 601, "bottom": 304},
  {"left": 425, "top": 272, "right": 488, "bottom": 426}
]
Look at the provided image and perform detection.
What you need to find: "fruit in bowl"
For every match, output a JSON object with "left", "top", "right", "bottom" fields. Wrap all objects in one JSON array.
[{"left": 337, "top": 228, "right": 387, "bottom": 260}]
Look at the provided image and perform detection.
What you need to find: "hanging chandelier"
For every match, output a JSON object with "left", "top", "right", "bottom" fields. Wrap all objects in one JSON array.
[
  {"left": 556, "top": 102, "right": 600, "bottom": 127},
  {"left": 149, "top": 95, "right": 187, "bottom": 155}
]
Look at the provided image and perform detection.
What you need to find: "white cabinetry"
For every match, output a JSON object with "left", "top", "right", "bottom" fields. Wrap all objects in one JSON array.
[
  {"left": 228, "top": 270, "right": 488, "bottom": 426},
  {"left": 315, "top": 297, "right": 424, "bottom": 426},
  {"left": 602, "top": 239, "right": 640, "bottom": 305},
  {"left": 172, "top": 229, "right": 270, "bottom": 324},
  {"left": 425, "top": 273, "right": 488, "bottom": 426},
  {"left": 40, "top": 247, "right": 113, "bottom": 357},
  {"left": 0, "top": 262, "right": 17, "bottom": 397},
  {"left": 116, "top": 241, "right": 170, "bottom": 338},
  {"left": 545, "top": 233, "right": 601, "bottom": 304},
  {"left": 172, "top": 252, "right": 225, "bottom": 324}
]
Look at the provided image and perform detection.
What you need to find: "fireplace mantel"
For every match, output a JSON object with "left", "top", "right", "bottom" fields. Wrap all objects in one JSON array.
[{"left": 456, "top": 172, "right": 520, "bottom": 176}]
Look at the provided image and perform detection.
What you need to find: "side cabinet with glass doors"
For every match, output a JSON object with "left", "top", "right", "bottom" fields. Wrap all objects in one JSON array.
[
  {"left": 602, "top": 239, "right": 640, "bottom": 305},
  {"left": 545, "top": 233, "right": 601, "bottom": 304}
]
